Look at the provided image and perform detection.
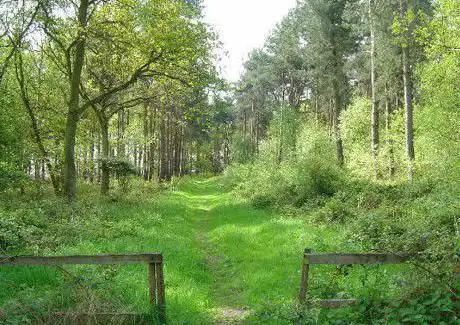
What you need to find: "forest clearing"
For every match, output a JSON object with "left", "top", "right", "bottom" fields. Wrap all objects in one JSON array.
[{"left": 0, "top": 0, "right": 459, "bottom": 323}]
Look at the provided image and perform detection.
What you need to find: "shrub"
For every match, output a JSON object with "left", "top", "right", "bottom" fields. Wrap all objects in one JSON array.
[
  {"left": 100, "top": 159, "right": 137, "bottom": 192},
  {"left": 0, "top": 162, "right": 30, "bottom": 193}
]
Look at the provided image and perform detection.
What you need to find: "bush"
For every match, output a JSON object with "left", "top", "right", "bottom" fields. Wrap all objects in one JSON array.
[
  {"left": 0, "top": 162, "right": 30, "bottom": 193},
  {"left": 100, "top": 159, "right": 137, "bottom": 192}
]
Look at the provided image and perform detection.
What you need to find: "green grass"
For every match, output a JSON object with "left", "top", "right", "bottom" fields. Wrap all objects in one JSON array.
[{"left": 0, "top": 176, "right": 411, "bottom": 324}]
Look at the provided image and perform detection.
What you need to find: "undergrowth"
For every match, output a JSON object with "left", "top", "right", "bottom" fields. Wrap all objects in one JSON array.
[{"left": 221, "top": 118, "right": 459, "bottom": 323}]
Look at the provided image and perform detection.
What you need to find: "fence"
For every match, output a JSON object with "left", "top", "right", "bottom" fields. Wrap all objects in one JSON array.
[
  {"left": 299, "top": 248, "right": 413, "bottom": 308},
  {"left": 0, "top": 253, "right": 165, "bottom": 323}
]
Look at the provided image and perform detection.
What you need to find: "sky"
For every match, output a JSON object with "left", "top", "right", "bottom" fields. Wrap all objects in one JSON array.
[{"left": 202, "top": 0, "right": 297, "bottom": 83}]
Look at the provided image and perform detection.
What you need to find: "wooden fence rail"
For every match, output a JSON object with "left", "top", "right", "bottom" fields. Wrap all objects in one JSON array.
[
  {"left": 0, "top": 253, "right": 166, "bottom": 323},
  {"left": 299, "top": 249, "right": 413, "bottom": 308}
]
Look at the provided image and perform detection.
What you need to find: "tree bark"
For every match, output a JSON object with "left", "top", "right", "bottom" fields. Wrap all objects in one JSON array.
[
  {"left": 159, "top": 110, "right": 168, "bottom": 181},
  {"left": 89, "top": 132, "right": 95, "bottom": 183},
  {"left": 385, "top": 90, "right": 395, "bottom": 178},
  {"left": 117, "top": 109, "right": 125, "bottom": 158},
  {"left": 143, "top": 101, "right": 149, "bottom": 180},
  {"left": 332, "top": 78, "right": 344, "bottom": 166},
  {"left": 369, "top": 0, "right": 379, "bottom": 179},
  {"left": 400, "top": 0, "right": 415, "bottom": 181},
  {"left": 148, "top": 105, "right": 156, "bottom": 181},
  {"left": 100, "top": 120, "right": 110, "bottom": 194},
  {"left": 63, "top": 0, "right": 89, "bottom": 201}
]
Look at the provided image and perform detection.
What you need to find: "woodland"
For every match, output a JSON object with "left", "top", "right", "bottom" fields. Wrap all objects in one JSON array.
[{"left": 0, "top": 0, "right": 458, "bottom": 324}]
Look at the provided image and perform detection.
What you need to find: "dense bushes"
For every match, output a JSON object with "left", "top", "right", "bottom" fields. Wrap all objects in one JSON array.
[
  {"left": 225, "top": 117, "right": 345, "bottom": 209},
  {"left": 0, "top": 163, "right": 30, "bottom": 193},
  {"left": 0, "top": 179, "right": 170, "bottom": 253},
  {"left": 225, "top": 157, "right": 458, "bottom": 283},
  {"left": 223, "top": 104, "right": 459, "bottom": 321}
]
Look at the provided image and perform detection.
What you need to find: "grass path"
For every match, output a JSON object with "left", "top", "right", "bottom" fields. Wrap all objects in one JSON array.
[
  {"left": 166, "top": 177, "right": 342, "bottom": 324},
  {"left": 1, "top": 176, "right": 378, "bottom": 324}
]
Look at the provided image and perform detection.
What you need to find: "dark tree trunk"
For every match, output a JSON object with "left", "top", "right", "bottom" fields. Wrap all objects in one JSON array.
[
  {"left": 143, "top": 102, "right": 149, "bottom": 180},
  {"left": 369, "top": 0, "right": 379, "bottom": 179},
  {"left": 117, "top": 109, "right": 125, "bottom": 158},
  {"left": 385, "top": 91, "right": 396, "bottom": 178},
  {"left": 62, "top": 111, "right": 79, "bottom": 201},
  {"left": 96, "top": 130, "right": 101, "bottom": 183},
  {"left": 63, "top": 0, "right": 89, "bottom": 201},
  {"left": 180, "top": 126, "right": 186, "bottom": 175},
  {"left": 148, "top": 105, "right": 156, "bottom": 181},
  {"left": 174, "top": 123, "right": 181, "bottom": 176},
  {"left": 41, "top": 160, "right": 46, "bottom": 181},
  {"left": 89, "top": 133, "right": 95, "bottom": 183},
  {"left": 100, "top": 120, "right": 110, "bottom": 194},
  {"left": 332, "top": 79, "right": 344, "bottom": 167},
  {"left": 159, "top": 110, "right": 168, "bottom": 181}
]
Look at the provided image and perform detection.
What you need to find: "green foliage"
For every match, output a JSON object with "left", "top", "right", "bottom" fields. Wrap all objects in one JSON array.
[
  {"left": 225, "top": 119, "right": 344, "bottom": 210},
  {"left": 0, "top": 162, "right": 30, "bottom": 193},
  {"left": 249, "top": 302, "right": 320, "bottom": 324},
  {"left": 100, "top": 159, "right": 137, "bottom": 193},
  {"left": 413, "top": 0, "right": 460, "bottom": 181},
  {"left": 224, "top": 91, "right": 458, "bottom": 320},
  {"left": 340, "top": 97, "right": 373, "bottom": 177},
  {"left": 357, "top": 289, "right": 459, "bottom": 324},
  {"left": 231, "top": 133, "right": 254, "bottom": 164}
]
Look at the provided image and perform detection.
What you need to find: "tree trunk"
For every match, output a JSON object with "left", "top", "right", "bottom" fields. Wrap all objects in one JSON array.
[
  {"left": 174, "top": 123, "right": 181, "bottom": 176},
  {"left": 63, "top": 0, "right": 89, "bottom": 201},
  {"left": 159, "top": 110, "right": 168, "bottom": 181},
  {"left": 148, "top": 106, "right": 156, "bottom": 181},
  {"left": 180, "top": 126, "right": 186, "bottom": 175},
  {"left": 332, "top": 79, "right": 344, "bottom": 166},
  {"left": 96, "top": 130, "right": 101, "bottom": 183},
  {"left": 400, "top": 0, "right": 415, "bottom": 181},
  {"left": 277, "top": 108, "right": 283, "bottom": 164},
  {"left": 62, "top": 111, "right": 79, "bottom": 201},
  {"left": 117, "top": 109, "right": 125, "bottom": 158},
  {"left": 89, "top": 134, "right": 95, "bottom": 183},
  {"left": 385, "top": 90, "right": 395, "bottom": 178},
  {"left": 41, "top": 160, "right": 46, "bottom": 181},
  {"left": 143, "top": 102, "right": 149, "bottom": 180},
  {"left": 369, "top": 0, "right": 379, "bottom": 179},
  {"left": 100, "top": 120, "right": 110, "bottom": 195}
]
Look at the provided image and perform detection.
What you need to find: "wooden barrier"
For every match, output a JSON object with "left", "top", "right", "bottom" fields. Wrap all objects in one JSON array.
[
  {"left": 0, "top": 253, "right": 166, "bottom": 323},
  {"left": 299, "top": 248, "right": 412, "bottom": 308}
]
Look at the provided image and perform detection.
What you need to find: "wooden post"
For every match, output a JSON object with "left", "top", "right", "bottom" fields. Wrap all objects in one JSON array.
[
  {"left": 300, "top": 248, "right": 311, "bottom": 304},
  {"left": 148, "top": 262, "right": 157, "bottom": 305},
  {"left": 156, "top": 258, "right": 166, "bottom": 323}
]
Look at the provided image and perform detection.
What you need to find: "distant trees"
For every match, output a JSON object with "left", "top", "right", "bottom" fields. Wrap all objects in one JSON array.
[
  {"left": 0, "top": 0, "right": 226, "bottom": 200},
  {"left": 234, "top": 0, "right": 456, "bottom": 182},
  {"left": 1, "top": 0, "right": 457, "bottom": 198}
]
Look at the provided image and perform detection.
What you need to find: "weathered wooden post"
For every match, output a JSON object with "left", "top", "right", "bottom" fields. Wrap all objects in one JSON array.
[
  {"left": 147, "top": 255, "right": 166, "bottom": 323},
  {"left": 299, "top": 248, "right": 311, "bottom": 304},
  {"left": 157, "top": 256, "right": 166, "bottom": 323},
  {"left": 148, "top": 261, "right": 157, "bottom": 305}
]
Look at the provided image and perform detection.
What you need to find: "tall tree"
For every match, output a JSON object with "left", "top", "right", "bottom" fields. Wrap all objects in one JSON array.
[
  {"left": 368, "top": 0, "right": 379, "bottom": 179},
  {"left": 297, "top": 0, "right": 355, "bottom": 166},
  {"left": 399, "top": 0, "right": 415, "bottom": 180}
]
